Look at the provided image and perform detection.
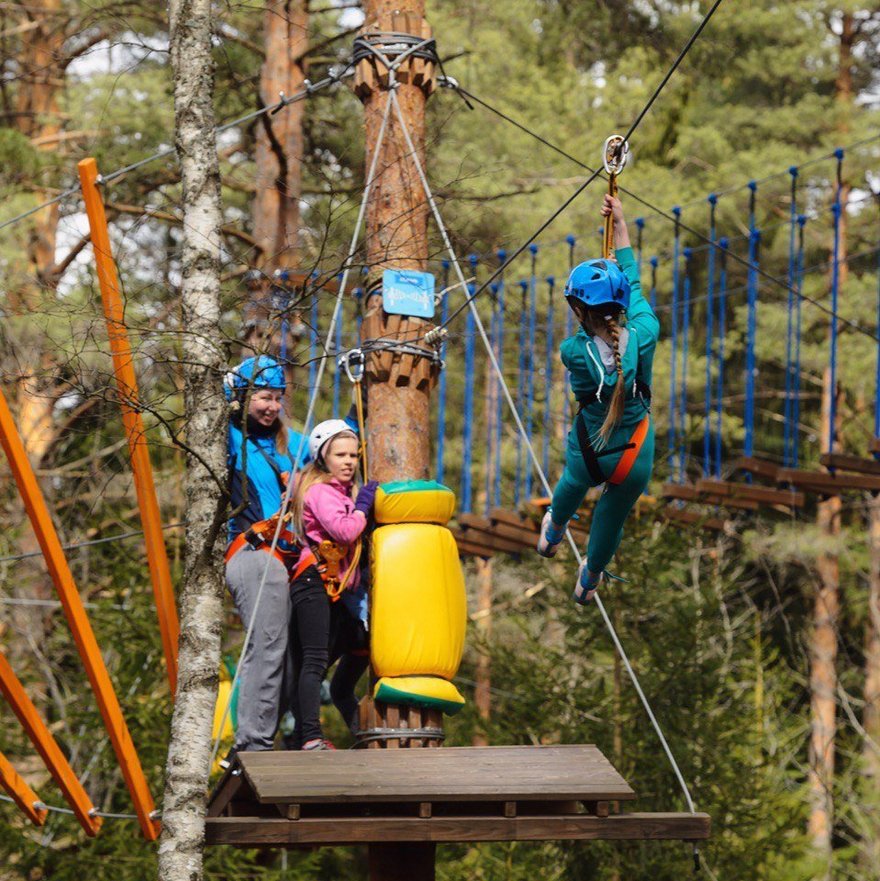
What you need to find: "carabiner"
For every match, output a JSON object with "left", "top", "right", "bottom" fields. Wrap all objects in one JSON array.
[
  {"left": 338, "top": 348, "right": 365, "bottom": 384},
  {"left": 602, "top": 135, "right": 629, "bottom": 176}
]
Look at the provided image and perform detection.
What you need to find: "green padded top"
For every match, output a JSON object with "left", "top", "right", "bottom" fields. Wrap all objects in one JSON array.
[{"left": 379, "top": 480, "right": 453, "bottom": 495}]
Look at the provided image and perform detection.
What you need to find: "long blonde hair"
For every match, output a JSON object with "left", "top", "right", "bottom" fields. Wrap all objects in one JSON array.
[
  {"left": 577, "top": 306, "right": 626, "bottom": 446},
  {"left": 292, "top": 431, "right": 359, "bottom": 538}
]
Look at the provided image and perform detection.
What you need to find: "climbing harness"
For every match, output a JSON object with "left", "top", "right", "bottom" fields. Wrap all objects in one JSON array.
[
  {"left": 292, "top": 538, "right": 362, "bottom": 602},
  {"left": 224, "top": 511, "right": 297, "bottom": 569},
  {"left": 575, "top": 412, "right": 651, "bottom": 488}
]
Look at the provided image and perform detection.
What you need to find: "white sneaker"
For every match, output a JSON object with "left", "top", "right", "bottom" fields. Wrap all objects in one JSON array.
[
  {"left": 537, "top": 511, "right": 565, "bottom": 558},
  {"left": 573, "top": 562, "right": 602, "bottom": 605}
]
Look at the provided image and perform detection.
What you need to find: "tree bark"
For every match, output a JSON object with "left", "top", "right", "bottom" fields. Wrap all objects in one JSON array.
[
  {"left": 159, "top": 1, "right": 226, "bottom": 879},
  {"left": 252, "top": 0, "right": 307, "bottom": 271}
]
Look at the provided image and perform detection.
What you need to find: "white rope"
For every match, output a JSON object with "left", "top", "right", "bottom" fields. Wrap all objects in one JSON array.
[
  {"left": 390, "top": 88, "right": 697, "bottom": 816},
  {"left": 209, "top": 88, "right": 396, "bottom": 769}
]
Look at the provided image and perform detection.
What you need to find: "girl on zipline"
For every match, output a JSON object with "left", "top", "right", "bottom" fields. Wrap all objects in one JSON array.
[
  {"left": 538, "top": 194, "right": 660, "bottom": 604},
  {"left": 288, "top": 420, "right": 377, "bottom": 750}
]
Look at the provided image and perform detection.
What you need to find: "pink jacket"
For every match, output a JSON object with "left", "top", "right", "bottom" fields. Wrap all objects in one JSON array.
[{"left": 299, "top": 478, "right": 367, "bottom": 588}]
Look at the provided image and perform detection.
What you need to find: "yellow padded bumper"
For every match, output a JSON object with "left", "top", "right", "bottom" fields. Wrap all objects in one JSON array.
[
  {"left": 371, "top": 523, "right": 466, "bottom": 681},
  {"left": 374, "top": 480, "right": 456, "bottom": 525},
  {"left": 373, "top": 675, "right": 465, "bottom": 715}
]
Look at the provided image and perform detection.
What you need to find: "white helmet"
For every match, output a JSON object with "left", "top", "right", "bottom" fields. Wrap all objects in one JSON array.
[{"left": 308, "top": 419, "right": 356, "bottom": 463}]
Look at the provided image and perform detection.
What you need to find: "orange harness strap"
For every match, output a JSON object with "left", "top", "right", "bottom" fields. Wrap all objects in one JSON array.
[{"left": 607, "top": 414, "right": 650, "bottom": 485}]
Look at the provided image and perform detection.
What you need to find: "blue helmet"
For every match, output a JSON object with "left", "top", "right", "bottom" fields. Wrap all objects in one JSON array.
[
  {"left": 224, "top": 355, "right": 286, "bottom": 401},
  {"left": 564, "top": 259, "right": 631, "bottom": 312}
]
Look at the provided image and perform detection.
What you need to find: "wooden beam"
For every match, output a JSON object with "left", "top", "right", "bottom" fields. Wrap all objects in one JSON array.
[
  {"left": 661, "top": 484, "right": 759, "bottom": 512},
  {"left": 204, "top": 812, "right": 711, "bottom": 845},
  {"left": 696, "top": 479, "right": 805, "bottom": 508},
  {"left": 730, "top": 457, "right": 780, "bottom": 482},
  {"left": 0, "top": 749, "right": 48, "bottom": 827},
  {"left": 776, "top": 468, "right": 880, "bottom": 494},
  {"left": 820, "top": 453, "right": 880, "bottom": 477},
  {"left": 661, "top": 508, "right": 727, "bottom": 533},
  {"left": 0, "top": 387, "right": 160, "bottom": 840},
  {"left": 78, "top": 158, "right": 179, "bottom": 697},
  {"left": 0, "top": 653, "right": 100, "bottom": 835}
]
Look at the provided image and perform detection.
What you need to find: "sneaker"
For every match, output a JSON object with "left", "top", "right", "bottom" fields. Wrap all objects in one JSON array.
[
  {"left": 302, "top": 738, "right": 336, "bottom": 751},
  {"left": 572, "top": 562, "right": 602, "bottom": 605},
  {"left": 537, "top": 511, "right": 565, "bottom": 558}
]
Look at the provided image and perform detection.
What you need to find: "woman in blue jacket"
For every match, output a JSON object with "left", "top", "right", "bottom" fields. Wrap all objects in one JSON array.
[
  {"left": 224, "top": 355, "right": 307, "bottom": 754},
  {"left": 538, "top": 195, "right": 660, "bottom": 604}
]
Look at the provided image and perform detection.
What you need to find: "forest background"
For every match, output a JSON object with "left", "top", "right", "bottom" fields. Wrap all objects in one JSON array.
[{"left": 1, "top": 1, "right": 880, "bottom": 879}]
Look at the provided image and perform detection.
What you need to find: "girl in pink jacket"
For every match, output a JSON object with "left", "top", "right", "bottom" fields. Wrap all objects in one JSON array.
[{"left": 289, "top": 419, "right": 377, "bottom": 750}]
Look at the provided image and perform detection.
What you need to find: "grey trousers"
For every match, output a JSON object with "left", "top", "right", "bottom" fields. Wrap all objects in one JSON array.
[{"left": 226, "top": 546, "right": 294, "bottom": 751}]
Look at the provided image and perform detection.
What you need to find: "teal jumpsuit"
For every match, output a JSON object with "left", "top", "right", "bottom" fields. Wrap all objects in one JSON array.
[{"left": 550, "top": 246, "right": 660, "bottom": 574}]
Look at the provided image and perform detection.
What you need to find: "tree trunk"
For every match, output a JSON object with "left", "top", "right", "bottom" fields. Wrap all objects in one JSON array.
[
  {"left": 360, "top": 0, "right": 433, "bottom": 484},
  {"left": 252, "top": 0, "right": 307, "bottom": 272},
  {"left": 863, "top": 495, "right": 880, "bottom": 872},
  {"left": 159, "top": 1, "right": 226, "bottom": 879}
]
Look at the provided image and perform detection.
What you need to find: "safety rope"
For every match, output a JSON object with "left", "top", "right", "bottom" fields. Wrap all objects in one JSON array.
[
  {"left": 783, "top": 169, "right": 799, "bottom": 468},
  {"left": 562, "top": 236, "right": 576, "bottom": 437},
  {"left": 635, "top": 217, "right": 645, "bottom": 273},
  {"left": 493, "top": 250, "right": 507, "bottom": 509},
  {"left": 389, "top": 88, "right": 699, "bottom": 822},
  {"left": 461, "top": 281, "right": 476, "bottom": 514},
  {"left": 210, "top": 87, "right": 396, "bottom": 769},
  {"left": 828, "top": 149, "right": 845, "bottom": 456},
  {"left": 792, "top": 218, "right": 806, "bottom": 468},
  {"left": 542, "top": 274, "right": 556, "bottom": 480},
  {"left": 703, "top": 195, "right": 717, "bottom": 477},
  {"left": 744, "top": 183, "right": 760, "bottom": 465},
  {"left": 668, "top": 207, "right": 681, "bottom": 480},
  {"left": 515, "top": 278, "right": 528, "bottom": 506},
  {"left": 525, "top": 244, "right": 539, "bottom": 499},
  {"left": 714, "top": 238, "right": 729, "bottom": 478},
  {"left": 436, "top": 260, "right": 451, "bottom": 484},
  {"left": 679, "top": 247, "right": 692, "bottom": 484}
]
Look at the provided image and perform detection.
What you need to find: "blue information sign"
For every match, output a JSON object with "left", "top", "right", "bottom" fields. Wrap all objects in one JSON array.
[{"left": 382, "top": 269, "right": 435, "bottom": 319}]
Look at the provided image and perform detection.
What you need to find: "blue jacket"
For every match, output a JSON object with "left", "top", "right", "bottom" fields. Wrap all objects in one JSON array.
[
  {"left": 560, "top": 246, "right": 660, "bottom": 432},
  {"left": 227, "top": 423, "right": 307, "bottom": 551}
]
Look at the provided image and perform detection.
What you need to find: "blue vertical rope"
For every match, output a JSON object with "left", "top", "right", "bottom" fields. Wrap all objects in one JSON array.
[
  {"left": 679, "top": 248, "right": 692, "bottom": 483},
  {"left": 783, "top": 168, "right": 799, "bottom": 467},
  {"left": 436, "top": 260, "right": 450, "bottom": 483},
  {"left": 649, "top": 256, "right": 658, "bottom": 312},
  {"left": 828, "top": 149, "right": 844, "bottom": 456},
  {"left": 792, "top": 217, "right": 807, "bottom": 468},
  {"left": 354, "top": 286, "right": 364, "bottom": 342},
  {"left": 562, "top": 235, "right": 576, "bottom": 436},
  {"left": 714, "top": 238, "right": 729, "bottom": 478},
  {"left": 543, "top": 275, "right": 555, "bottom": 480},
  {"left": 487, "top": 281, "right": 499, "bottom": 515},
  {"left": 494, "top": 249, "right": 506, "bottom": 508},
  {"left": 668, "top": 206, "right": 681, "bottom": 479},
  {"left": 635, "top": 217, "right": 645, "bottom": 274},
  {"left": 703, "top": 196, "right": 717, "bottom": 477},
  {"left": 525, "top": 243, "right": 539, "bottom": 499},
  {"left": 461, "top": 281, "right": 476, "bottom": 514},
  {"left": 744, "top": 183, "right": 760, "bottom": 463},
  {"left": 515, "top": 278, "right": 528, "bottom": 506},
  {"left": 308, "top": 270, "right": 319, "bottom": 400}
]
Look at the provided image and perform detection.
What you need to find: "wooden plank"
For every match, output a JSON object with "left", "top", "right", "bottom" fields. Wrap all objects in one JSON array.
[
  {"left": 487, "top": 508, "right": 534, "bottom": 529},
  {"left": 661, "top": 484, "right": 759, "bottom": 512},
  {"left": 236, "top": 746, "right": 635, "bottom": 805},
  {"left": 454, "top": 529, "right": 524, "bottom": 556},
  {"left": 696, "top": 479, "right": 804, "bottom": 508},
  {"left": 205, "top": 812, "right": 711, "bottom": 845},
  {"left": 454, "top": 538, "right": 494, "bottom": 559},
  {"left": 730, "top": 457, "right": 780, "bottom": 481},
  {"left": 661, "top": 508, "right": 726, "bottom": 533},
  {"left": 820, "top": 453, "right": 880, "bottom": 477},
  {"left": 207, "top": 770, "right": 245, "bottom": 818},
  {"left": 776, "top": 468, "right": 880, "bottom": 493}
]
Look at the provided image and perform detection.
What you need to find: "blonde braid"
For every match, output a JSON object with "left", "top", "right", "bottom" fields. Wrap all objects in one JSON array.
[{"left": 596, "top": 313, "right": 626, "bottom": 445}]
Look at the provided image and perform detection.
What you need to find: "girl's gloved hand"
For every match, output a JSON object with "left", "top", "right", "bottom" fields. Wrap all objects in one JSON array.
[{"left": 354, "top": 480, "right": 379, "bottom": 516}]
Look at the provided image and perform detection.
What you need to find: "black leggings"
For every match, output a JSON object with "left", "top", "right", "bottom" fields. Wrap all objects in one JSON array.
[{"left": 289, "top": 567, "right": 369, "bottom": 745}]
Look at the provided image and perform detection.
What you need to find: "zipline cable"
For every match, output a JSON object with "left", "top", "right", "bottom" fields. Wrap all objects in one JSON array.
[
  {"left": 390, "top": 87, "right": 699, "bottom": 822},
  {"left": 443, "top": 84, "right": 880, "bottom": 345}
]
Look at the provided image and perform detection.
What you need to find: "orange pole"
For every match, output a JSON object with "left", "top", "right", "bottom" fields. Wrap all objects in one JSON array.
[
  {"left": 0, "top": 387, "right": 160, "bottom": 840},
  {"left": 77, "top": 157, "right": 179, "bottom": 697},
  {"left": 0, "top": 653, "right": 98, "bottom": 834},
  {"left": 0, "top": 749, "right": 49, "bottom": 827}
]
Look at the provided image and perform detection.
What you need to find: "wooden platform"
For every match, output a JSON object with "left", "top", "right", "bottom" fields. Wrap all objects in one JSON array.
[{"left": 205, "top": 746, "right": 709, "bottom": 846}]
